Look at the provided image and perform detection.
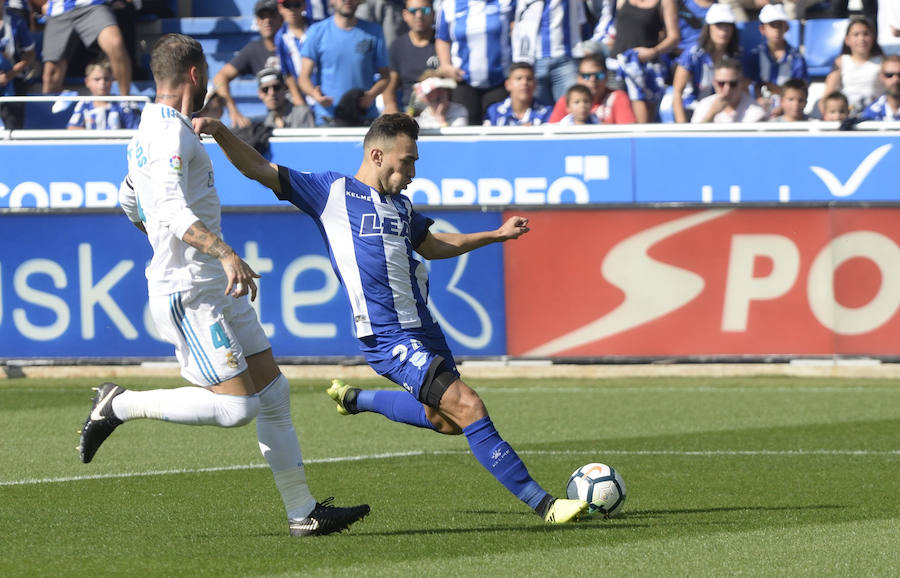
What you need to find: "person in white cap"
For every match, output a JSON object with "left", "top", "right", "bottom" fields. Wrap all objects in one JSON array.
[
  {"left": 743, "top": 2, "right": 807, "bottom": 117},
  {"left": 671, "top": 3, "right": 742, "bottom": 122},
  {"left": 412, "top": 69, "right": 468, "bottom": 127}
]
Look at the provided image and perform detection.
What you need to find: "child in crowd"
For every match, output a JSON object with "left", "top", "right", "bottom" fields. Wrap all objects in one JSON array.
[
  {"left": 821, "top": 17, "right": 883, "bottom": 116},
  {"left": 821, "top": 91, "right": 850, "bottom": 121},
  {"left": 68, "top": 58, "right": 139, "bottom": 130},
  {"left": 557, "top": 85, "right": 598, "bottom": 124},
  {"left": 412, "top": 70, "right": 468, "bottom": 128},
  {"left": 743, "top": 3, "right": 807, "bottom": 117},
  {"left": 671, "top": 3, "right": 741, "bottom": 123},
  {"left": 483, "top": 62, "right": 551, "bottom": 126},
  {"left": 773, "top": 78, "right": 808, "bottom": 121}
]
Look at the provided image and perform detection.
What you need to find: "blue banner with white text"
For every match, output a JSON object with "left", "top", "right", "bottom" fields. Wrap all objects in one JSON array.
[
  {"left": 1, "top": 133, "right": 898, "bottom": 208},
  {"left": 0, "top": 211, "right": 507, "bottom": 359}
]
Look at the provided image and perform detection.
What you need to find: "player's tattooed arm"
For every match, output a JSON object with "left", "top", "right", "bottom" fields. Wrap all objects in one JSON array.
[
  {"left": 182, "top": 220, "right": 260, "bottom": 300},
  {"left": 182, "top": 220, "right": 235, "bottom": 259}
]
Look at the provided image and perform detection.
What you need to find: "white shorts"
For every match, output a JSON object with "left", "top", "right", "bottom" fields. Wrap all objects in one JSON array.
[{"left": 150, "top": 284, "right": 270, "bottom": 386}]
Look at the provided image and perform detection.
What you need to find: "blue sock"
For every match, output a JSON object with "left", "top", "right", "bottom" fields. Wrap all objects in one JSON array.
[
  {"left": 356, "top": 390, "right": 436, "bottom": 430},
  {"left": 463, "top": 416, "right": 548, "bottom": 510}
]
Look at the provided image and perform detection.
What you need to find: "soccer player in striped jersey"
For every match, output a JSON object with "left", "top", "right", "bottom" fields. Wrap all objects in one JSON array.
[
  {"left": 193, "top": 112, "right": 590, "bottom": 525},
  {"left": 78, "top": 33, "right": 369, "bottom": 537}
]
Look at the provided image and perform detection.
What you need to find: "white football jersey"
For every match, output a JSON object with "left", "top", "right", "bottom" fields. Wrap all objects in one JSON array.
[{"left": 121, "top": 103, "right": 224, "bottom": 296}]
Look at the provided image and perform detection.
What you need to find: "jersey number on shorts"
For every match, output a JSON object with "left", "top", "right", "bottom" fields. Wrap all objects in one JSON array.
[{"left": 210, "top": 322, "right": 231, "bottom": 349}]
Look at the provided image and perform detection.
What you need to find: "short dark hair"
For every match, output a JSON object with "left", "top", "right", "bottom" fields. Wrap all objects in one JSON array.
[
  {"left": 714, "top": 56, "right": 742, "bottom": 75},
  {"left": 566, "top": 84, "right": 592, "bottom": 102},
  {"left": 781, "top": 78, "right": 808, "bottom": 98},
  {"left": 578, "top": 54, "right": 607, "bottom": 73},
  {"left": 151, "top": 34, "right": 205, "bottom": 85},
  {"left": 364, "top": 113, "right": 419, "bottom": 150},
  {"left": 508, "top": 61, "right": 534, "bottom": 76},
  {"left": 823, "top": 91, "right": 849, "bottom": 107}
]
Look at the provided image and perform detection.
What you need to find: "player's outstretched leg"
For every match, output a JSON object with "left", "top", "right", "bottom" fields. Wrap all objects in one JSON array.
[
  {"left": 327, "top": 380, "right": 436, "bottom": 430},
  {"left": 289, "top": 497, "right": 371, "bottom": 536},
  {"left": 79, "top": 382, "right": 125, "bottom": 463},
  {"left": 463, "top": 416, "right": 589, "bottom": 524}
]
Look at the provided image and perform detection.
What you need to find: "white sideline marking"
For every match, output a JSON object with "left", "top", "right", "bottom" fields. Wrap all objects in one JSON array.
[
  {"left": 2, "top": 449, "right": 898, "bottom": 487},
  {"left": 477, "top": 386, "right": 900, "bottom": 393}
]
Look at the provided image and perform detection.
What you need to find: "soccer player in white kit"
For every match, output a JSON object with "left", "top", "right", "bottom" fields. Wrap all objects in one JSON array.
[{"left": 77, "top": 33, "right": 369, "bottom": 537}]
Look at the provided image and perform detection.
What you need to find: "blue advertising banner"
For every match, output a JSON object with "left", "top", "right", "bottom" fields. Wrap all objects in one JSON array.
[
  {"left": 633, "top": 135, "right": 898, "bottom": 203},
  {"left": 1, "top": 131, "right": 897, "bottom": 208},
  {"left": 0, "top": 211, "right": 507, "bottom": 359}
]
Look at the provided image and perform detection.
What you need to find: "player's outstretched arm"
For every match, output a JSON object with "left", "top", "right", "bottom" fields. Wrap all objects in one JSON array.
[
  {"left": 416, "top": 216, "right": 530, "bottom": 260},
  {"left": 192, "top": 117, "right": 281, "bottom": 193}
]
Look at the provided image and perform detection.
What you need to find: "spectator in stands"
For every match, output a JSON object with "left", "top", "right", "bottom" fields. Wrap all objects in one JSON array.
[
  {"left": 109, "top": 0, "right": 140, "bottom": 79},
  {"left": 673, "top": 0, "right": 714, "bottom": 58},
  {"left": 256, "top": 66, "right": 315, "bottom": 127},
  {"left": 483, "top": 61, "right": 551, "bottom": 125},
  {"left": 821, "top": 17, "right": 884, "bottom": 117},
  {"left": 412, "top": 69, "right": 468, "bottom": 127},
  {"left": 4, "top": 0, "right": 28, "bottom": 20},
  {"left": 692, "top": 55, "right": 766, "bottom": 122},
  {"left": 821, "top": 91, "right": 849, "bottom": 121},
  {"left": 383, "top": 0, "right": 437, "bottom": 114},
  {"left": 610, "top": 0, "right": 680, "bottom": 123},
  {"left": 212, "top": 0, "right": 284, "bottom": 129},
  {"left": 877, "top": 0, "right": 900, "bottom": 56},
  {"left": 275, "top": 0, "right": 311, "bottom": 108},
  {"left": 511, "top": 0, "right": 585, "bottom": 107},
  {"left": 39, "top": 0, "right": 133, "bottom": 97},
  {"left": 298, "top": 0, "right": 391, "bottom": 126},
  {"left": 772, "top": 77, "right": 807, "bottom": 121},
  {"left": 557, "top": 84, "right": 599, "bottom": 124},
  {"left": 719, "top": 0, "right": 763, "bottom": 22},
  {"left": 861, "top": 55, "right": 900, "bottom": 121},
  {"left": 67, "top": 57, "right": 139, "bottom": 130},
  {"left": 671, "top": 3, "right": 740, "bottom": 123},
  {"left": 548, "top": 53, "right": 635, "bottom": 123},
  {"left": 743, "top": 3, "right": 807, "bottom": 117},
  {"left": 356, "top": 0, "right": 408, "bottom": 49},
  {"left": 586, "top": 0, "right": 617, "bottom": 58},
  {"left": 0, "top": 4, "right": 35, "bottom": 130},
  {"left": 436, "top": 0, "right": 513, "bottom": 125}
]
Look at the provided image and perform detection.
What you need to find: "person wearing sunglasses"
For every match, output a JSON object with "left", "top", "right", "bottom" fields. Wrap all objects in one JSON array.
[
  {"left": 691, "top": 56, "right": 766, "bottom": 123},
  {"left": 861, "top": 55, "right": 900, "bottom": 121},
  {"left": 382, "top": 0, "right": 438, "bottom": 114},
  {"left": 257, "top": 67, "right": 315, "bottom": 127},
  {"left": 548, "top": 54, "right": 635, "bottom": 124}
]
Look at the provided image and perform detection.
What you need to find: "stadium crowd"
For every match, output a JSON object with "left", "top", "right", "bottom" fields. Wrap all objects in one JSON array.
[{"left": 1, "top": 0, "right": 899, "bottom": 130}]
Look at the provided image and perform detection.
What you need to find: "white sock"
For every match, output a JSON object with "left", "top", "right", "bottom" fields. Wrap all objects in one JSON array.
[
  {"left": 112, "top": 387, "right": 259, "bottom": 427},
  {"left": 257, "top": 374, "right": 315, "bottom": 519}
]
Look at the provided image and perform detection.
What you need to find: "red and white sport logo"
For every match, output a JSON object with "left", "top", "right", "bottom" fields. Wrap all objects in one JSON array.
[{"left": 505, "top": 208, "right": 900, "bottom": 357}]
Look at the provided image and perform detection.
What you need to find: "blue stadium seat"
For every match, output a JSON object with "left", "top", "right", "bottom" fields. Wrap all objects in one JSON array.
[
  {"left": 24, "top": 102, "right": 71, "bottom": 130},
  {"left": 803, "top": 18, "right": 849, "bottom": 77},
  {"left": 736, "top": 19, "right": 802, "bottom": 56},
  {"left": 155, "top": 18, "right": 259, "bottom": 77},
  {"left": 192, "top": 0, "right": 257, "bottom": 17}
]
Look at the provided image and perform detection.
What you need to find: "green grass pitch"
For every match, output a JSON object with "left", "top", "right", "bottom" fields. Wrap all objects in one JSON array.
[{"left": 1, "top": 375, "right": 899, "bottom": 576}]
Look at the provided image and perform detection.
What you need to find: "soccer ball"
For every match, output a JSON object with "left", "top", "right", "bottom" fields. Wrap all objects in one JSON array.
[{"left": 565, "top": 463, "right": 626, "bottom": 518}]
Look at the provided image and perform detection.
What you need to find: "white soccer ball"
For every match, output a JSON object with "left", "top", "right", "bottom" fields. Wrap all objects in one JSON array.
[{"left": 565, "top": 462, "right": 626, "bottom": 518}]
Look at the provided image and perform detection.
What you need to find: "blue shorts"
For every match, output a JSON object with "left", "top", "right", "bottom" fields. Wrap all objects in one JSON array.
[{"left": 359, "top": 327, "right": 460, "bottom": 406}]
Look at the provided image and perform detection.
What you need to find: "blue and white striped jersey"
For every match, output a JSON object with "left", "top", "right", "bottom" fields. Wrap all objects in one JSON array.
[
  {"left": 743, "top": 42, "right": 808, "bottom": 86},
  {"left": 513, "top": 0, "right": 585, "bottom": 61},
  {"left": 68, "top": 101, "right": 139, "bottom": 130},
  {"left": 276, "top": 167, "right": 436, "bottom": 338},
  {"left": 484, "top": 95, "right": 551, "bottom": 124},
  {"left": 46, "top": 0, "right": 107, "bottom": 16},
  {"left": 676, "top": 45, "right": 716, "bottom": 103},
  {"left": 861, "top": 95, "right": 900, "bottom": 121},
  {"left": 436, "top": 0, "right": 513, "bottom": 88},
  {"left": 304, "top": 0, "right": 332, "bottom": 24},
  {"left": 275, "top": 24, "right": 306, "bottom": 79}
]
